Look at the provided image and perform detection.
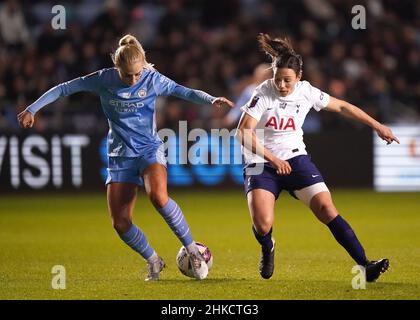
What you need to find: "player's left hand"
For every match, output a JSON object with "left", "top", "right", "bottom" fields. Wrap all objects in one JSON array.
[
  {"left": 17, "top": 110, "right": 35, "bottom": 129},
  {"left": 375, "top": 124, "right": 400, "bottom": 145},
  {"left": 212, "top": 97, "right": 234, "bottom": 108}
]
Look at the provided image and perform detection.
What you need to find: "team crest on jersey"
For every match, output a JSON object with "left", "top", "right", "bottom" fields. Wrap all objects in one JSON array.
[
  {"left": 138, "top": 89, "right": 147, "bottom": 97},
  {"left": 279, "top": 102, "right": 287, "bottom": 109},
  {"left": 296, "top": 104, "right": 300, "bottom": 113},
  {"left": 320, "top": 92, "right": 324, "bottom": 100},
  {"left": 249, "top": 96, "right": 260, "bottom": 108}
]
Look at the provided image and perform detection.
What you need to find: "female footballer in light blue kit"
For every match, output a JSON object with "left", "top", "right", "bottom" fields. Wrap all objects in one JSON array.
[
  {"left": 236, "top": 34, "right": 399, "bottom": 281},
  {"left": 17, "top": 34, "right": 234, "bottom": 281}
]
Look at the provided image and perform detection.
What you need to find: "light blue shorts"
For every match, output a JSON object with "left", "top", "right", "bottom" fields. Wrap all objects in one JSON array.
[{"left": 106, "top": 146, "right": 167, "bottom": 186}]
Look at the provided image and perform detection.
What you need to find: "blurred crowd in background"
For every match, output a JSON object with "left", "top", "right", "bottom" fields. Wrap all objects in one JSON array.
[{"left": 0, "top": 0, "right": 419, "bottom": 134}]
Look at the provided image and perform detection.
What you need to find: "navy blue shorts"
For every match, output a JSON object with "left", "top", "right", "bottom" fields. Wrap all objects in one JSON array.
[{"left": 243, "top": 155, "right": 325, "bottom": 199}]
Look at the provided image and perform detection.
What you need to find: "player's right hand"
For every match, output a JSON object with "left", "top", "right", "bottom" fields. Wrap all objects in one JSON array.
[
  {"left": 375, "top": 124, "right": 400, "bottom": 145},
  {"left": 17, "top": 110, "right": 35, "bottom": 129},
  {"left": 272, "top": 158, "right": 292, "bottom": 175}
]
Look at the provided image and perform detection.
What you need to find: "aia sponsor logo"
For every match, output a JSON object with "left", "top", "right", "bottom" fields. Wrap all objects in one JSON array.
[{"left": 265, "top": 116, "right": 296, "bottom": 131}]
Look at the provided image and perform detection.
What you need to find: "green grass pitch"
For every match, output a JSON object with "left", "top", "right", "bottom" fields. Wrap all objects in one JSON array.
[{"left": 0, "top": 189, "right": 419, "bottom": 300}]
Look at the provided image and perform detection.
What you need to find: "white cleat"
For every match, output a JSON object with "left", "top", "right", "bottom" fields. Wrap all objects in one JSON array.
[
  {"left": 145, "top": 256, "right": 165, "bottom": 281},
  {"left": 189, "top": 252, "right": 208, "bottom": 280}
]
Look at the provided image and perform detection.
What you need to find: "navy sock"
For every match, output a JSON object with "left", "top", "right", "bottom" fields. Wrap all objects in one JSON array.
[
  {"left": 252, "top": 225, "right": 273, "bottom": 251},
  {"left": 327, "top": 215, "right": 368, "bottom": 265}
]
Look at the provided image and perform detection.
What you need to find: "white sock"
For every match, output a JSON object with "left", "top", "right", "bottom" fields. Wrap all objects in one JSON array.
[
  {"left": 146, "top": 251, "right": 159, "bottom": 263},
  {"left": 185, "top": 241, "right": 199, "bottom": 255}
]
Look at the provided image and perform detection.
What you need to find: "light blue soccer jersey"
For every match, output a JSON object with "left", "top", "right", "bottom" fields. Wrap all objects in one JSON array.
[{"left": 26, "top": 68, "right": 216, "bottom": 157}]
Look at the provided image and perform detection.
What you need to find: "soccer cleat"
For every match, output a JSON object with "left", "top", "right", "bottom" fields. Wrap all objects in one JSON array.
[
  {"left": 259, "top": 239, "right": 275, "bottom": 279},
  {"left": 189, "top": 252, "right": 208, "bottom": 280},
  {"left": 145, "top": 256, "right": 165, "bottom": 281},
  {"left": 365, "top": 258, "right": 389, "bottom": 282}
]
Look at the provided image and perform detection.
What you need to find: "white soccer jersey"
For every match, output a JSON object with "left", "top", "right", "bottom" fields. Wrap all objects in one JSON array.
[{"left": 240, "top": 79, "right": 330, "bottom": 163}]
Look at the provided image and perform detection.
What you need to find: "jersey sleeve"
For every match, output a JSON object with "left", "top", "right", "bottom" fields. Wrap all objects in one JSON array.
[
  {"left": 152, "top": 71, "right": 177, "bottom": 96},
  {"left": 304, "top": 81, "right": 330, "bottom": 112},
  {"left": 152, "top": 71, "right": 215, "bottom": 105},
  {"left": 240, "top": 89, "right": 268, "bottom": 121},
  {"left": 26, "top": 70, "right": 103, "bottom": 114}
]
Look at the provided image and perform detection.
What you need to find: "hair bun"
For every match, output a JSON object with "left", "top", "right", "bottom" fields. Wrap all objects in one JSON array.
[{"left": 119, "top": 34, "right": 139, "bottom": 47}]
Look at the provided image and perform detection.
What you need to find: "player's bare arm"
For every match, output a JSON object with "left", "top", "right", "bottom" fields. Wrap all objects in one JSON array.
[
  {"left": 324, "top": 96, "right": 400, "bottom": 145},
  {"left": 236, "top": 112, "right": 292, "bottom": 175}
]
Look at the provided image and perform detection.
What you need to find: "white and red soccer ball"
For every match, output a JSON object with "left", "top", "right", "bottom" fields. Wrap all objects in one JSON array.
[{"left": 176, "top": 242, "right": 213, "bottom": 278}]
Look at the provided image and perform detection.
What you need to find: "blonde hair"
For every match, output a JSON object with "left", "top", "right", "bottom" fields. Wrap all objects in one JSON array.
[{"left": 111, "top": 34, "right": 154, "bottom": 70}]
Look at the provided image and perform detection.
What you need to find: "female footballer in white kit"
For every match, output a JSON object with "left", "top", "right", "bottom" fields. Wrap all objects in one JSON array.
[{"left": 236, "top": 34, "right": 399, "bottom": 281}]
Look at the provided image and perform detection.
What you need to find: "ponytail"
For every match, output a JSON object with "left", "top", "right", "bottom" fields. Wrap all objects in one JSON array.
[
  {"left": 257, "top": 33, "right": 302, "bottom": 74},
  {"left": 112, "top": 34, "right": 154, "bottom": 70}
]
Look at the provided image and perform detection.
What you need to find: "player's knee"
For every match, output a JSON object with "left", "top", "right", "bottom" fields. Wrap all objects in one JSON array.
[
  {"left": 315, "top": 202, "right": 337, "bottom": 224},
  {"left": 148, "top": 191, "right": 168, "bottom": 209},
  {"left": 254, "top": 221, "right": 272, "bottom": 235},
  {"left": 112, "top": 217, "right": 132, "bottom": 234}
]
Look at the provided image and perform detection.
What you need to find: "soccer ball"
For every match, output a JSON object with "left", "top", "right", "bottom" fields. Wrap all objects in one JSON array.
[{"left": 176, "top": 242, "right": 213, "bottom": 278}]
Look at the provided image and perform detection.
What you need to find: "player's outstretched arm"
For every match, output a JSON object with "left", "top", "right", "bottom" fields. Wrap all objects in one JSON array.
[
  {"left": 324, "top": 96, "right": 400, "bottom": 145},
  {"left": 236, "top": 112, "right": 292, "bottom": 175},
  {"left": 170, "top": 83, "right": 234, "bottom": 108},
  {"left": 16, "top": 71, "right": 102, "bottom": 129}
]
